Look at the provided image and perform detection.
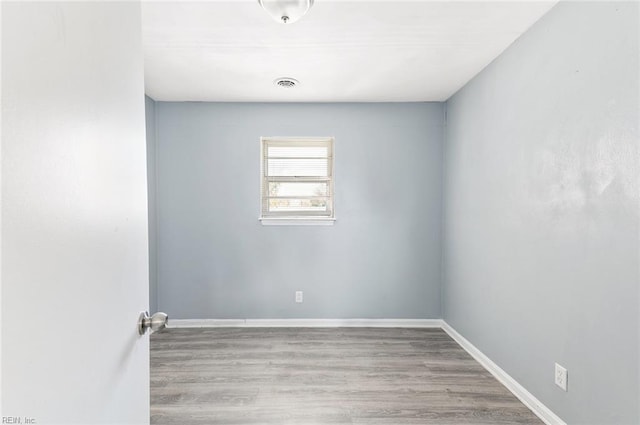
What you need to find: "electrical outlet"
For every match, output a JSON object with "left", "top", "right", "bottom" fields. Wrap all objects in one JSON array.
[
  {"left": 295, "top": 291, "right": 303, "bottom": 303},
  {"left": 555, "top": 363, "right": 568, "bottom": 391}
]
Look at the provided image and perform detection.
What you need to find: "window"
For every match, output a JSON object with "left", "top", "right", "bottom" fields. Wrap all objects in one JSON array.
[{"left": 260, "top": 137, "right": 334, "bottom": 225}]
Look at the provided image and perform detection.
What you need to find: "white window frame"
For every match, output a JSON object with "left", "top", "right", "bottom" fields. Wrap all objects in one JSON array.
[{"left": 260, "top": 136, "right": 335, "bottom": 226}]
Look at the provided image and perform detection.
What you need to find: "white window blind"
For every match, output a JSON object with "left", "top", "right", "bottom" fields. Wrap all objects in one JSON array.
[{"left": 261, "top": 137, "right": 334, "bottom": 220}]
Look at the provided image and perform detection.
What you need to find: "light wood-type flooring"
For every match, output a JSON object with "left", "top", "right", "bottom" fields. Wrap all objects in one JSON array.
[{"left": 151, "top": 327, "right": 543, "bottom": 425}]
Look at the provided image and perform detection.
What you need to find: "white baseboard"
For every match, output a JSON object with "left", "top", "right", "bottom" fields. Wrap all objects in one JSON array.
[
  {"left": 441, "top": 321, "right": 566, "bottom": 425},
  {"left": 169, "top": 318, "right": 443, "bottom": 328},
  {"left": 169, "top": 319, "right": 247, "bottom": 328}
]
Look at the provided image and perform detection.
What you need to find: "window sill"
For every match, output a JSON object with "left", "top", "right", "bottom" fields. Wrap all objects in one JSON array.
[{"left": 259, "top": 217, "right": 336, "bottom": 226}]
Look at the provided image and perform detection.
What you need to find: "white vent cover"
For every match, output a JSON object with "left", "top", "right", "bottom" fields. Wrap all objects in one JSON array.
[{"left": 274, "top": 77, "right": 299, "bottom": 88}]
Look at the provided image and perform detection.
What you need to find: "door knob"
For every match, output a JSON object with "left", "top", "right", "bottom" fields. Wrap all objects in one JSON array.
[{"left": 138, "top": 311, "right": 168, "bottom": 335}]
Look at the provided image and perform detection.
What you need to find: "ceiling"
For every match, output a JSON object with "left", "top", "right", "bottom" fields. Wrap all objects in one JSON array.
[{"left": 142, "top": 1, "right": 557, "bottom": 102}]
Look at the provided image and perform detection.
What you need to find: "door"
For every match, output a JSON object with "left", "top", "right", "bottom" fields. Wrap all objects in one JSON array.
[{"left": 1, "top": 2, "right": 150, "bottom": 423}]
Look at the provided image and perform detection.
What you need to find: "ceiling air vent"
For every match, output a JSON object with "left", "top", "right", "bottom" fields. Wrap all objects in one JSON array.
[{"left": 274, "top": 77, "right": 299, "bottom": 88}]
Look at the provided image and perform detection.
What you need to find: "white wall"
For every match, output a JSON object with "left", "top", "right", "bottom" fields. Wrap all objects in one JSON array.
[
  {"left": 2, "top": 3, "right": 149, "bottom": 423},
  {"left": 443, "top": 2, "right": 639, "bottom": 424}
]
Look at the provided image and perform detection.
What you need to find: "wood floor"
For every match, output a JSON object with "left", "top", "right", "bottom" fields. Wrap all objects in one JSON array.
[{"left": 151, "top": 327, "right": 543, "bottom": 425}]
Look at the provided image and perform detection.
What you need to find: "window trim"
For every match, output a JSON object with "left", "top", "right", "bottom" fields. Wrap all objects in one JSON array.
[{"left": 260, "top": 136, "right": 335, "bottom": 226}]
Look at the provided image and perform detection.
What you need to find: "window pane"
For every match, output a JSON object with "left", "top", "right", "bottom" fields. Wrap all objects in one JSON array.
[
  {"left": 267, "top": 159, "right": 328, "bottom": 177},
  {"left": 261, "top": 137, "right": 334, "bottom": 219},
  {"left": 269, "top": 198, "right": 328, "bottom": 212},
  {"left": 268, "top": 146, "right": 327, "bottom": 158},
  {"left": 268, "top": 182, "right": 329, "bottom": 197}
]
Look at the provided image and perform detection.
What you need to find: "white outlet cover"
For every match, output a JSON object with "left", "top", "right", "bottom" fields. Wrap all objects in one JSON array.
[
  {"left": 295, "top": 291, "right": 303, "bottom": 303},
  {"left": 555, "top": 363, "right": 568, "bottom": 391}
]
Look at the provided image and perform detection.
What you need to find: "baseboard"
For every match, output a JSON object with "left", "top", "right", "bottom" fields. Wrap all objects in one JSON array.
[
  {"left": 169, "top": 319, "right": 247, "bottom": 328},
  {"left": 441, "top": 321, "right": 567, "bottom": 425},
  {"left": 169, "top": 318, "right": 444, "bottom": 328}
]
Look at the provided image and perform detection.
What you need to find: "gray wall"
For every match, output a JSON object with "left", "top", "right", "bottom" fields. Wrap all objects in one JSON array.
[
  {"left": 443, "top": 2, "right": 639, "bottom": 424},
  {"left": 146, "top": 95, "right": 158, "bottom": 313},
  {"left": 156, "top": 103, "right": 444, "bottom": 319}
]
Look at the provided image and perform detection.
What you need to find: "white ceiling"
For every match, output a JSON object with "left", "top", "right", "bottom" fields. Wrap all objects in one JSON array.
[{"left": 142, "top": 1, "right": 557, "bottom": 102}]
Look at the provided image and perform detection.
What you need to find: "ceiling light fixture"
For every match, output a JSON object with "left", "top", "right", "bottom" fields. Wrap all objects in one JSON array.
[{"left": 258, "top": 0, "right": 314, "bottom": 24}]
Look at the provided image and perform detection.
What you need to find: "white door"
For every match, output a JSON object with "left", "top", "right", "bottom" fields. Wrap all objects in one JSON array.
[{"left": 2, "top": 2, "right": 150, "bottom": 424}]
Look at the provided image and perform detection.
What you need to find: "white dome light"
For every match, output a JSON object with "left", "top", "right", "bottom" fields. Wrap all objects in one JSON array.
[{"left": 258, "top": 0, "right": 314, "bottom": 24}]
